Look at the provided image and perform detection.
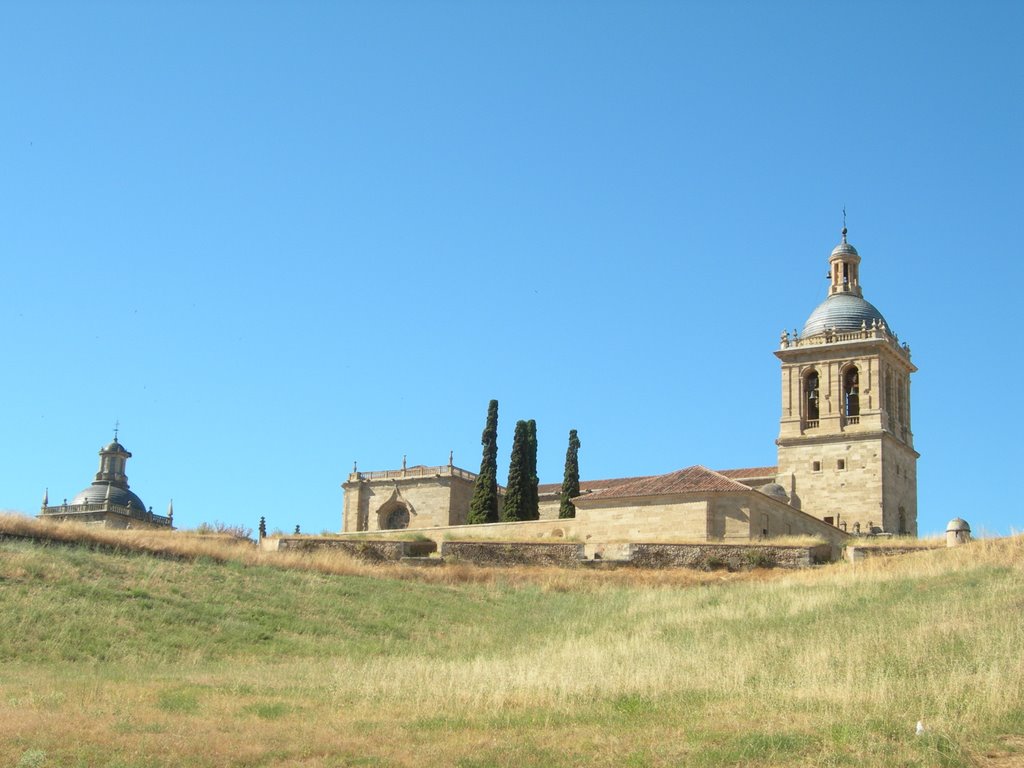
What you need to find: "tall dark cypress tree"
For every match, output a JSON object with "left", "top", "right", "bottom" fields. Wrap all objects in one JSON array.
[
  {"left": 525, "top": 419, "right": 539, "bottom": 520},
  {"left": 502, "top": 420, "right": 529, "bottom": 522},
  {"left": 468, "top": 400, "right": 500, "bottom": 524},
  {"left": 559, "top": 429, "right": 581, "bottom": 518}
]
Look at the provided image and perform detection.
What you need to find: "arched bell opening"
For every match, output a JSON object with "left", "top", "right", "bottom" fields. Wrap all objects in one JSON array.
[
  {"left": 803, "top": 370, "right": 820, "bottom": 428},
  {"left": 842, "top": 365, "right": 860, "bottom": 424}
]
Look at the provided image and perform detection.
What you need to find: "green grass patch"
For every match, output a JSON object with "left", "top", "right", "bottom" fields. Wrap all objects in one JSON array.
[{"left": 1, "top": 535, "right": 1022, "bottom": 767}]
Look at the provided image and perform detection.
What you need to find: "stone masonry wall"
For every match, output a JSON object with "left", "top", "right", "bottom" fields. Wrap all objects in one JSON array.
[
  {"left": 441, "top": 541, "right": 584, "bottom": 567},
  {"left": 271, "top": 537, "right": 436, "bottom": 562},
  {"left": 626, "top": 542, "right": 833, "bottom": 570}
]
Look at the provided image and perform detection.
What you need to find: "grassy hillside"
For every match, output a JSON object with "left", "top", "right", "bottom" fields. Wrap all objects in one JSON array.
[{"left": 1, "top": 520, "right": 1022, "bottom": 767}]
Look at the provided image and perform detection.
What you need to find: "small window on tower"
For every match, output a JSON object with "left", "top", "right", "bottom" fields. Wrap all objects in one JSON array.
[
  {"left": 837, "top": 459, "right": 846, "bottom": 471},
  {"left": 812, "top": 460, "right": 821, "bottom": 472}
]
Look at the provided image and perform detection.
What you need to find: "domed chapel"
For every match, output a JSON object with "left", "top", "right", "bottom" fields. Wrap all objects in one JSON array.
[
  {"left": 39, "top": 432, "right": 173, "bottom": 530},
  {"left": 342, "top": 227, "right": 917, "bottom": 542}
]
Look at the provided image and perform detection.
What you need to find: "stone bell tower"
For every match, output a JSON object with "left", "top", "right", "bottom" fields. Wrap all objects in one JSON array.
[{"left": 775, "top": 227, "right": 918, "bottom": 536}]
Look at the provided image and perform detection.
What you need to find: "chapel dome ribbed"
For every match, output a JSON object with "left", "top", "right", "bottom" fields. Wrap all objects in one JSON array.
[{"left": 71, "top": 484, "right": 147, "bottom": 511}]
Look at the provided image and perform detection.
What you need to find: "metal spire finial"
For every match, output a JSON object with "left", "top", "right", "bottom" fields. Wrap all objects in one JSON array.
[
  {"left": 842, "top": 207, "right": 848, "bottom": 242},
  {"left": 113, "top": 419, "right": 120, "bottom": 441}
]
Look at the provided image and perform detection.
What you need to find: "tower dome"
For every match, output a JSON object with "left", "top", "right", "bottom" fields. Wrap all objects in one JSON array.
[
  {"left": 802, "top": 293, "right": 890, "bottom": 337},
  {"left": 800, "top": 227, "right": 892, "bottom": 338}
]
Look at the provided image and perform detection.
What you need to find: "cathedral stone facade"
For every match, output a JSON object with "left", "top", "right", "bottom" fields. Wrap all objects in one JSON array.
[{"left": 341, "top": 228, "right": 917, "bottom": 542}]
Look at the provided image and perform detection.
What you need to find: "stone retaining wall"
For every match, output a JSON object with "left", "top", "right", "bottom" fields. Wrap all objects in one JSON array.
[
  {"left": 625, "top": 542, "right": 833, "bottom": 570},
  {"left": 261, "top": 537, "right": 835, "bottom": 569},
  {"left": 440, "top": 541, "right": 584, "bottom": 567},
  {"left": 270, "top": 537, "right": 436, "bottom": 562}
]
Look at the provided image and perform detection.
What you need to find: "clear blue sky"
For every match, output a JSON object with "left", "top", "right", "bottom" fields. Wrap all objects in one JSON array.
[{"left": 2, "top": 2, "right": 1021, "bottom": 537}]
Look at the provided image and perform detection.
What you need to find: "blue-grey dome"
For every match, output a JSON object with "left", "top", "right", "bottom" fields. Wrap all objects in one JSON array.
[
  {"left": 72, "top": 483, "right": 147, "bottom": 511},
  {"left": 831, "top": 240, "right": 859, "bottom": 259},
  {"left": 802, "top": 293, "right": 890, "bottom": 338}
]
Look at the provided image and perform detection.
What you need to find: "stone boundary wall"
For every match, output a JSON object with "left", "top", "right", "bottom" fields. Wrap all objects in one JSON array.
[
  {"left": 625, "top": 542, "right": 834, "bottom": 570},
  {"left": 441, "top": 541, "right": 584, "bottom": 567},
  {"left": 328, "top": 518, "right": 579, "bottom": 546},
  {"left": 269, "top": 537, "right": 436, "bottom": 561}
]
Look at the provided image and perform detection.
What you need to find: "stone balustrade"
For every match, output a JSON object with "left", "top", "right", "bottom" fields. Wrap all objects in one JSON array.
[{"left": 779, "top": 323, "right": 911, "bottom": 359}]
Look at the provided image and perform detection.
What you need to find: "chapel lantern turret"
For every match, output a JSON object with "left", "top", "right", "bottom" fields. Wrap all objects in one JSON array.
[{"left": 95, "top": 437, "right": 132, "bottom": 488}]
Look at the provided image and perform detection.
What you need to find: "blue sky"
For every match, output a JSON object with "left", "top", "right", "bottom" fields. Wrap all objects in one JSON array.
[{"left": 1, "top": 1, "right": 1021, "bottom": 536}]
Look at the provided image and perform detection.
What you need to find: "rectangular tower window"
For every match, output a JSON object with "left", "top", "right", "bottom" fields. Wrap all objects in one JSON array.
[
  {"left": 837, "top": 459, "right": 846, "bottom": 471},
  {"left": 812, "top": 460, "right": 821, "bottom": 472}
]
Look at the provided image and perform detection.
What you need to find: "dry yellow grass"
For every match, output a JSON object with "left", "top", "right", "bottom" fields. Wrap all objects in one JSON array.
[
  {"left": 0, "top": 513, "right": 793, "bottom": 590},
  {"left": 3, "top": 512, "right": 1022, "bottom": 767}
]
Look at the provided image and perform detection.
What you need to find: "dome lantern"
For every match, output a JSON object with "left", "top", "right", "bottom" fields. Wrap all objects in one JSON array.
[{"left": 801, "top": 226, "right": 893, "bottom": 338}]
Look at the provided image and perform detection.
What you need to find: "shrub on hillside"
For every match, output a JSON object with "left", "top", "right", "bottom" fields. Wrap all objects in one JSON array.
[
  {"left": 744, "top": 550, "right": 776, "bottom": 569},
  {"left": 194, "top": 521, "right": 254, "bottom": 540}
]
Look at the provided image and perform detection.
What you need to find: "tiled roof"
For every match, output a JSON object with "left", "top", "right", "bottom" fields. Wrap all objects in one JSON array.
[
  {"left": 715, "top": 466, "right": 778, "bottom": 479},
  {"left": 579, "top": 465, "right": 750, "bottom": 500},
  {"left": 537, "top": 475, "right": 655, "bottom": 496}
]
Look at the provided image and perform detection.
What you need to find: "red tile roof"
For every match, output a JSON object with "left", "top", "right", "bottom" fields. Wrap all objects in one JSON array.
[
  {"left": 579, "top": 465, "right": 750, "bottom": 500},
  {"left": 537, "top": 476, "right": 654, "bottom": 496},
  {"left": 715, "top": 466, "right": 778, "bottom": 479}
]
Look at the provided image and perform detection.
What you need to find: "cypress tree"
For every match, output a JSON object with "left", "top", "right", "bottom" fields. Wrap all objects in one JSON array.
[
  {"left": 525, "top": 419, "right": 539, "bottom": 520},
  {"left": 558, "top": 429, "right": 581, "bottom": 518},
  {"left": 502, "top": 420, "right": 529, "bottom": 522},
  {"left": 258, "top": 516, "right": 267, "bottom": 540},
  {"left": 468, "top": 400, "right": 500, "bottom": 524}
]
